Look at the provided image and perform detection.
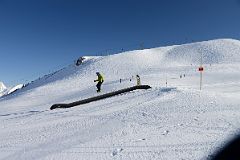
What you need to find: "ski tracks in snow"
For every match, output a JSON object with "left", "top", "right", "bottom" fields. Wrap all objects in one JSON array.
[
  {"left": 0, "top": 116, "right": 124, "bottom": 160},
  {"left": 1, "top": 86, "right": 240, "bottom": 159}
]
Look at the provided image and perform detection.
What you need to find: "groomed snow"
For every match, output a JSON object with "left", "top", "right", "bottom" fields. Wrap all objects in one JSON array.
[{"left": 0, "top": 39, "right": 240, "bottom": 160}]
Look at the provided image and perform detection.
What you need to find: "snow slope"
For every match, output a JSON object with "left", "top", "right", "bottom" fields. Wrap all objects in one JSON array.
[
  {"left": 0, "top": 82, "right": 7, "bottom": 97},
  {"left": 0, "top": 39, "right": 240, "bottom": 160},
  {"left": 0, "top": 82, "right": 6, "bottom": 92},
  {"left": 7, "top": 84, "right": 24, "bottom": 95},
  {"left": 0, "top": 83, "right": 25, "bottom": 98}
]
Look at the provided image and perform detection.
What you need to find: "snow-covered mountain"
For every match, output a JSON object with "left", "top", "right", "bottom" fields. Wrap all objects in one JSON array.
[
  {"left": 0, "top": 81, "right": 7, "bottom": 97},
  {"left": 0, "top": 81, "right": 6, "bottom": 92},
  {"left": 165, "top": 39, "right": 240, "bottom": 64},
  {"left": 0, "top": 83, "right": 25, "bottom": 98},
  {"left": 0, "top": 39, "right": 240, "bottom": 160},
  {"left": 7, "top": 84, "right": 24, "bottom": 95}
]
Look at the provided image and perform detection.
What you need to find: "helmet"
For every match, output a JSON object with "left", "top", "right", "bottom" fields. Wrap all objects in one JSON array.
[{"left": 96, "top": 72, "right": 100, "bottom": 75}]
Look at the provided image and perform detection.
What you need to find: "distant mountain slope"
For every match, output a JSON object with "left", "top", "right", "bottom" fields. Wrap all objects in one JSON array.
[
  {"left": 2, "top": 39, "right": 240, "bottom": 100},
  {"left": 0, "top": 83, "right": 25, "bottom": 98},
  {"left": 0, "top": 82, "right": 7, "bottom": 97},
  {"left": 0, "top": 82, "right": 6, "bottom": 92},
  {"left": 165, "top": 39, "right": 240, "bottom": 65},
  {"left": 28, "top": 38, "right": 240, "bottom": 86}
]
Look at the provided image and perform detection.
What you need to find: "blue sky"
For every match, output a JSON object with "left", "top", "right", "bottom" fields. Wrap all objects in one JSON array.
[{"left": 0, "top": 0, "right": 240, "bottom": 86}]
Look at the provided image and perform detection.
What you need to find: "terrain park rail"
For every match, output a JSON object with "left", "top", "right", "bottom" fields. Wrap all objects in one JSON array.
[{"left": 50, "top": 85, "right": 151, "bottom": 110}]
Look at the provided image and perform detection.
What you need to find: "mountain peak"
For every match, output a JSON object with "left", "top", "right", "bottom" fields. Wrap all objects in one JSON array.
[{"left": 0, "top": 81, "right": 7, "bottom": 92}]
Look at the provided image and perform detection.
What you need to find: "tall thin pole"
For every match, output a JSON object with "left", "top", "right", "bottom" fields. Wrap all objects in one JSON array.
[
  {"left": 200, "top": 52, "right": 203, "bottom": 90},
  {"left": 200, "top": 71, "right": 202, "bottom": 90}
]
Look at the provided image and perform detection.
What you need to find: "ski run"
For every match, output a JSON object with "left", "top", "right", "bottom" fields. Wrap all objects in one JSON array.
[{"left": 0, "top": 39, "right": 240, "bottom": 160}]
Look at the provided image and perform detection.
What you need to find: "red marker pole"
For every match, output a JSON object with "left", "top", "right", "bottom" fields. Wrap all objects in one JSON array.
[
  {"left": 199, "top": 67, "right": 204, "bottom": 90},
  {"left": 199, "top": 52, "right": 204, "bottom": 90}
]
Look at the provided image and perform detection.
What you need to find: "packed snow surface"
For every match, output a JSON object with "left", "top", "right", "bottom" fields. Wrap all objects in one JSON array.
[{"left": 0, "top": 39, "right": 240, "bottom": 160}]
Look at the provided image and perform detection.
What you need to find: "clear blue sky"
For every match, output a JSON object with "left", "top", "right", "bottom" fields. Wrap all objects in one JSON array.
[{"left": 0, "top": 0, "right": 240, "bottom": 86}]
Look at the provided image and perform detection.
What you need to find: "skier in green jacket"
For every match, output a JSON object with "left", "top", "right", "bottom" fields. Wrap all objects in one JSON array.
[{"left": 94, "top": 72, "right": 104, "bottom": 92}]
